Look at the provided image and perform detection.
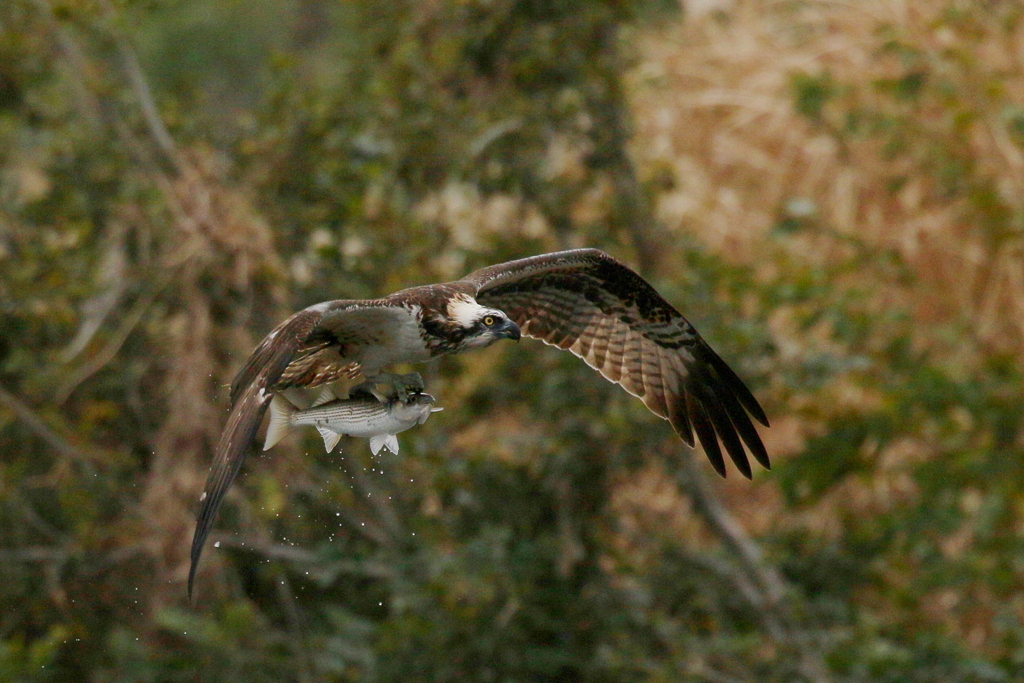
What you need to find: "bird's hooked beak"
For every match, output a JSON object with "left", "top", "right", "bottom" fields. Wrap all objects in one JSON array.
[{"left": 499, "top": 318, "right": 521, "bottom": 341}]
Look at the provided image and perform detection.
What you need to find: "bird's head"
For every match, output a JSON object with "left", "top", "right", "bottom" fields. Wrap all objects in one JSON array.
[{"left": 446, "top": 295, "right": 521, "bottom": 349}]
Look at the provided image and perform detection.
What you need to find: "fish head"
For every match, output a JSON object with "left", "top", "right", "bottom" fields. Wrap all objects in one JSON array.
[{"left": 391, "top": 392, "right": 440, "bottom": 424}]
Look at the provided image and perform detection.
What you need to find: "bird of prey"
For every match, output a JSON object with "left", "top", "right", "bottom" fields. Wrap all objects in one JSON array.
[{"left": 189, "top": 248, "right": 769, "bottom": 597}]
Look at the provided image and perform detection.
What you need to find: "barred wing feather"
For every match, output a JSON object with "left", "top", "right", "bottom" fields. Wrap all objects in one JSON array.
[{"left": 464, "top": 249, "right": 769, "bottom": 478}]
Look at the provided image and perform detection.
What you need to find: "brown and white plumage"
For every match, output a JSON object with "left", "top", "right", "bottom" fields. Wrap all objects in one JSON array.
[
  {"left": 465, "top": 250, "right": 769, "bottom": 476},
  {"left": 189, "top": 248, "right": 768, "bottom": 597}
]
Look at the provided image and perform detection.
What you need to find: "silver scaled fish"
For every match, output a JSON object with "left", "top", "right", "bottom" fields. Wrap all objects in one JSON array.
[{"left": 263, "top": 387, "right": 442, "bottom": 455}]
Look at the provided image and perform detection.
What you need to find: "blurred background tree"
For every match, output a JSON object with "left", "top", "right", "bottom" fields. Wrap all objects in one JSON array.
[{"left": 1, "top": 0, "right": 1022, "bottom": 681}]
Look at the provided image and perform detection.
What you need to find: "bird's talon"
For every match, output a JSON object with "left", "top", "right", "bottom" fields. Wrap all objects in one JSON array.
[{"left": 354, "top": 371, "right": 426, "bottom": 404}]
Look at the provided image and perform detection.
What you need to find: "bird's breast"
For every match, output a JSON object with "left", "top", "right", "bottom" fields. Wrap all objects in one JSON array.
[{"left": 351, "top": 305, "right": 433, "bottom": 375}]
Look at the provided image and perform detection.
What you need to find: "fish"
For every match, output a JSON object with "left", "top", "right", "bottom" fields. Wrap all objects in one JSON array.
[{"left": 263, "top": 386, "right": 442, "bottom": 455}]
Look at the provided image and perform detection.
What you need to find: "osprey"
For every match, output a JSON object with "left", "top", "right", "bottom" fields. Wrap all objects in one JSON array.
[{"left": 189, "top": 248, "right": 769, "bottom": 596}]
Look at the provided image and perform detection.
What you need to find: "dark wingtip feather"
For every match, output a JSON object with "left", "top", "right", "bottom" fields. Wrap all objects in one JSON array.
[
  {"left": 190, "top": 307, "right": 324, "bottom": 598},
  {"left": 188, "top": 469, "right": 232, "bottom": 601},
  {"left": 705, "top": 366, "right": 772, "bottom": 472},
  {"left": 188, "top": 389, "right": 269, "bottom": 600},
  {"left": 745, "top": 430, "right": 770, "bottom": 471},
  {"left": 673, "top": 341, "right": 769, "bottom": 478},
  {"left": 692, "top": 377, "right": 752, "bottom": 479},
  {"left": 688, "top": 392, "right": 727, "bottom": 478},
  {"left": 667, "top": 391, "right": 696, "bottom": 447},
  {"left": 701, "top": 343, "right": 769, "bottom": 427},
  {"left": 188, "top": 459, "right": 237, "bottom": 601}
]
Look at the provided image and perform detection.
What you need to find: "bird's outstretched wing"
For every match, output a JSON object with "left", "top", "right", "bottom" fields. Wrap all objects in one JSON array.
[
  {"left": 462, "top": 248, "right": 769, "bottom": 478},
  {"left": 189, "top": 299, "right": 430, "bottom": 598},
  {"left": 189, "top": 305, "right": 328, "bottom": 599}
]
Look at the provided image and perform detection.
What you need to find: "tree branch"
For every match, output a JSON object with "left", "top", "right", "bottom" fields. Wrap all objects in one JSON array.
[
  {"left": 579, "top": 26, "right": 832, "bottom": 679},
  {"left": 55, "top": 282, "right": 163, "bottom": 404},
  {"left": 0, "top": 384, "right": 96, "bottom": 466},
  {"left": 675, "top": 451, "right": 831, "bottom": 682}
]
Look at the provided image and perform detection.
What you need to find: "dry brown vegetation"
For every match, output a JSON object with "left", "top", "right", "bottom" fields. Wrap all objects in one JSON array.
[
  {"left": 633, "top": 0, "right": 1024, "bottom": 355},
  {"left": 624, "top": 0, "right": 1024, "bottom": 657}
]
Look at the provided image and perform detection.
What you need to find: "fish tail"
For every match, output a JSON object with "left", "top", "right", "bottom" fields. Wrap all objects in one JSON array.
[{"left": 263, "top": 394, "right": 297, "bottom": 450}]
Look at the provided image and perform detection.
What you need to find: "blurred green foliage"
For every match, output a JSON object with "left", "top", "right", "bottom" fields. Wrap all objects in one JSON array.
[{"left": 2, "top": 0, "right": 1023, "bottom": 681}]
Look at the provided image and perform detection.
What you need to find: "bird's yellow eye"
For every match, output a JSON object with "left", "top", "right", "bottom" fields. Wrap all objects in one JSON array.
[{"left": 483, "top": 315, "right": 496, "bottom": 326}]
